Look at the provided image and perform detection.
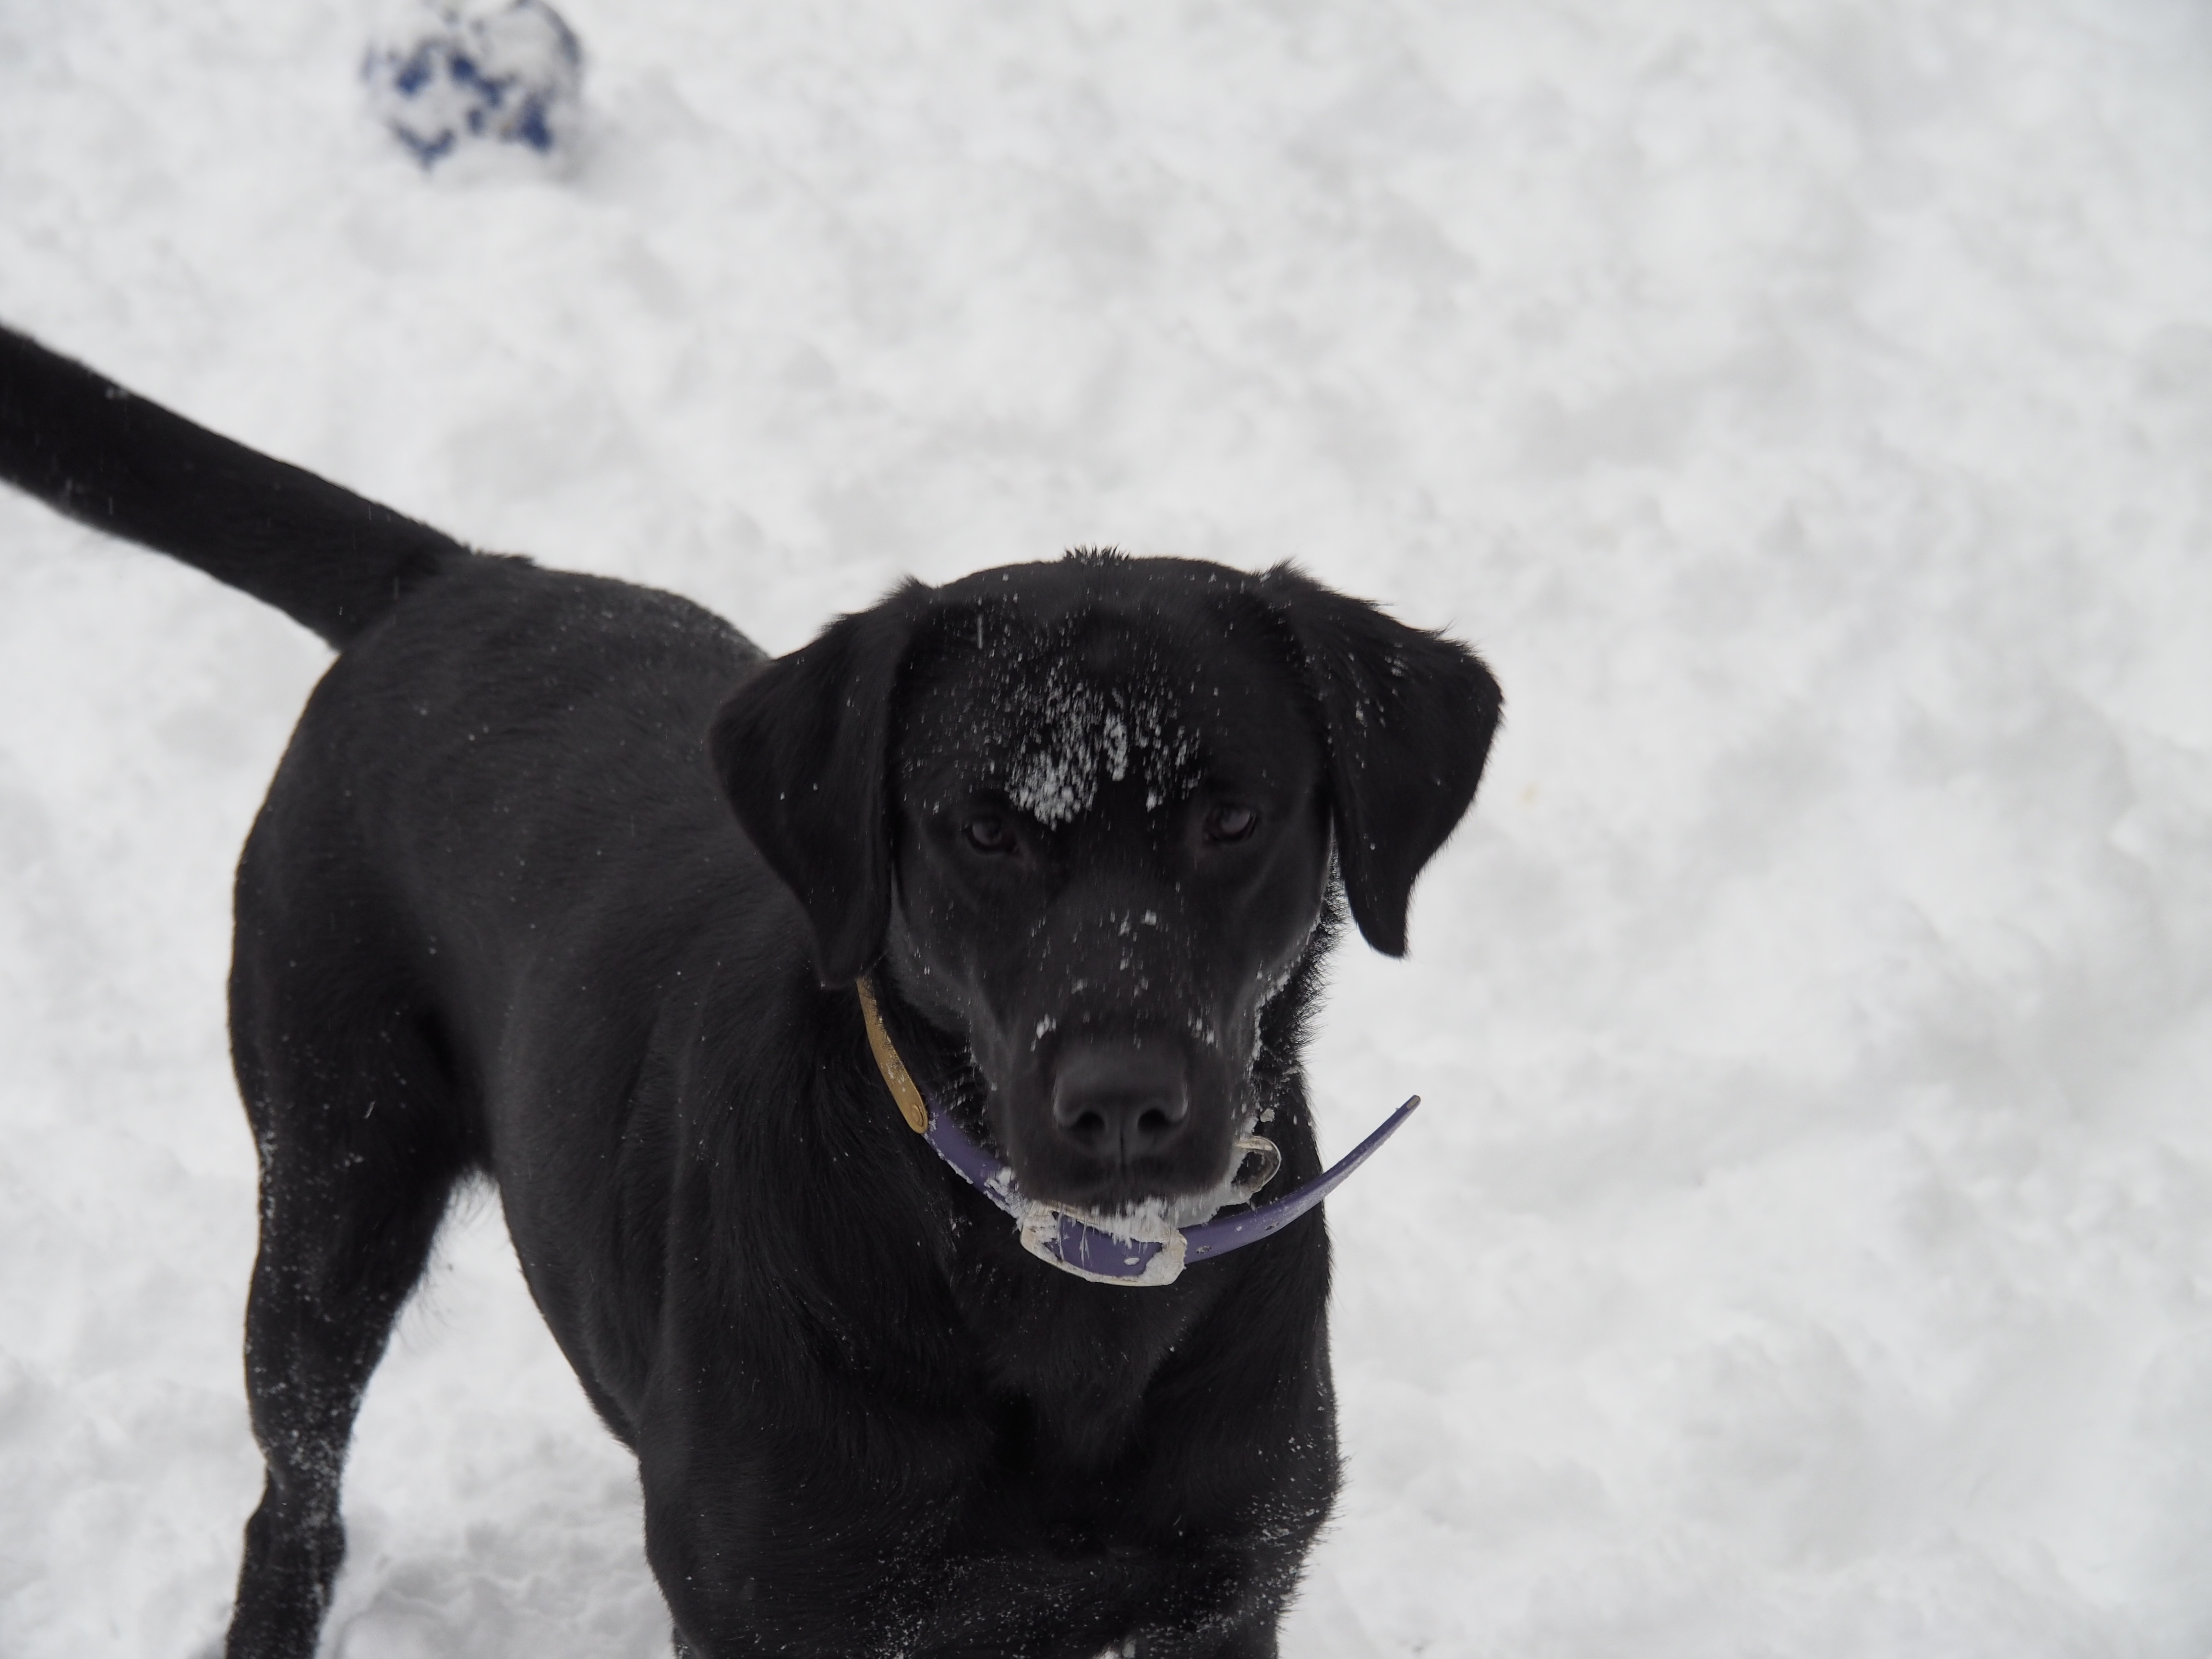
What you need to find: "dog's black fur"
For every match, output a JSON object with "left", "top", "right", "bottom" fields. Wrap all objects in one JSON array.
[{"left": 0, "top": 324, "right": 1500, "bottom": 1659}]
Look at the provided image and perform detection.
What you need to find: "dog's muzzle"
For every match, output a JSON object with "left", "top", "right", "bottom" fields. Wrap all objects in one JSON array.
[{"left": 856, "top": 976, "right": 1418, "bottom": 1287}]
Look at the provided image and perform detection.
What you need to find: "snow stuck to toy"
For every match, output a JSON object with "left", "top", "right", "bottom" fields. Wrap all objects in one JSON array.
[{"left": 362, "top": 0, "right": 581, "bottom": 169}]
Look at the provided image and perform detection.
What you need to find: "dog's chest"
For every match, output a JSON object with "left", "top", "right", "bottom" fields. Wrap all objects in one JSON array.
[{"left": 946, "top": 1254, "right": 1224, "bottom": 1475}]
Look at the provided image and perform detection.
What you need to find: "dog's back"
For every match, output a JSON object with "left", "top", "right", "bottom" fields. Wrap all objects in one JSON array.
[{"left": 0, "top": 324, "right": 803, "bottom": 1653}]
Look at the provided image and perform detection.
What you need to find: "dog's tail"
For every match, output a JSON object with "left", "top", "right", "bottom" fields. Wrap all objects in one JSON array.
[{"left": 0, "top": 324, "right": 474, "bottom": 648}]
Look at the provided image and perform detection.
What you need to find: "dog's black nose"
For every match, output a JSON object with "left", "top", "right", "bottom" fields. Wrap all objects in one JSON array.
[{"left": 1050, "top": 1043, "right": 1190, "bottom": 1166}]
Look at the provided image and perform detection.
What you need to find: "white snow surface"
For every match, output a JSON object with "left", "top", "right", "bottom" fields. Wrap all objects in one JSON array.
[{"left": 5, "top": 1, "right": 2212, "bottom": 1654}]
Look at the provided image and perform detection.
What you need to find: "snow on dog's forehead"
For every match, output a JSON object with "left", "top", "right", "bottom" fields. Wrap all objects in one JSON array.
[
  {"left": 987, "top": 642, "right": 1204, "bottom": 826},
  {"left": 901, "top": 575, "right": 1272, "bottom": 827}
]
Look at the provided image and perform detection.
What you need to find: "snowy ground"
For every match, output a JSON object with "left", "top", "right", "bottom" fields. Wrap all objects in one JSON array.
[{"left": 5, "top": 1, "right": 2212, "bottom": 1654}]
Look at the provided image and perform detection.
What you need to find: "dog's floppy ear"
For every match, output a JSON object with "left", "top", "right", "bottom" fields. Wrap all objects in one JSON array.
[
  {"left": 1261, "top": 564, "right": 1503, "bottom": 957},
  {"left": 709, "top": 584, "right": 929, "bottom": 986}
]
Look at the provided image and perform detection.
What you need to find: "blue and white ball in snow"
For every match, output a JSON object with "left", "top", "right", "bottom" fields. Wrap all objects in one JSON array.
[{"left": 363, "top": 0, "right": 583, "bottom": 168}]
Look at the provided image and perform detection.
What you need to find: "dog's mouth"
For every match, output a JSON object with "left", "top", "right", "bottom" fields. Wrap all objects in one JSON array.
[
  {"left": 1011, "top": 1149, "right": 1241, "bottom": 1225},
  {"left": 1033, "top": 1131, "right": 1283, "bottom": 1229}
]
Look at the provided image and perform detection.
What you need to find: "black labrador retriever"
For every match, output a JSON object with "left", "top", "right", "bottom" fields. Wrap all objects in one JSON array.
[{"left": 0, "top": 324, "right": 1500, "bottom": 1659}]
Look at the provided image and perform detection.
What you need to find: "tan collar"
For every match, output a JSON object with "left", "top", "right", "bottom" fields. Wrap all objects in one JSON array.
[{"left": 855, "top": 974, "right": 931, "bottom": 1134}]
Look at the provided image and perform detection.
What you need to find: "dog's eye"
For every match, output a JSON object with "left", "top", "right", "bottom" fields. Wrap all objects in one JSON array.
[
  {"left": 963, "top": 816, "right": 1018, "bottom": 854},
  {"left": 1204, "top": 805, "right": 1259, "bottom": 844}
]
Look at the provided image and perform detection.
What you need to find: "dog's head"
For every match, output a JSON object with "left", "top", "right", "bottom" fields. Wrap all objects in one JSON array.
[{"left": 710, "top": 553, "right": 1499, "bottom": 1214}]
